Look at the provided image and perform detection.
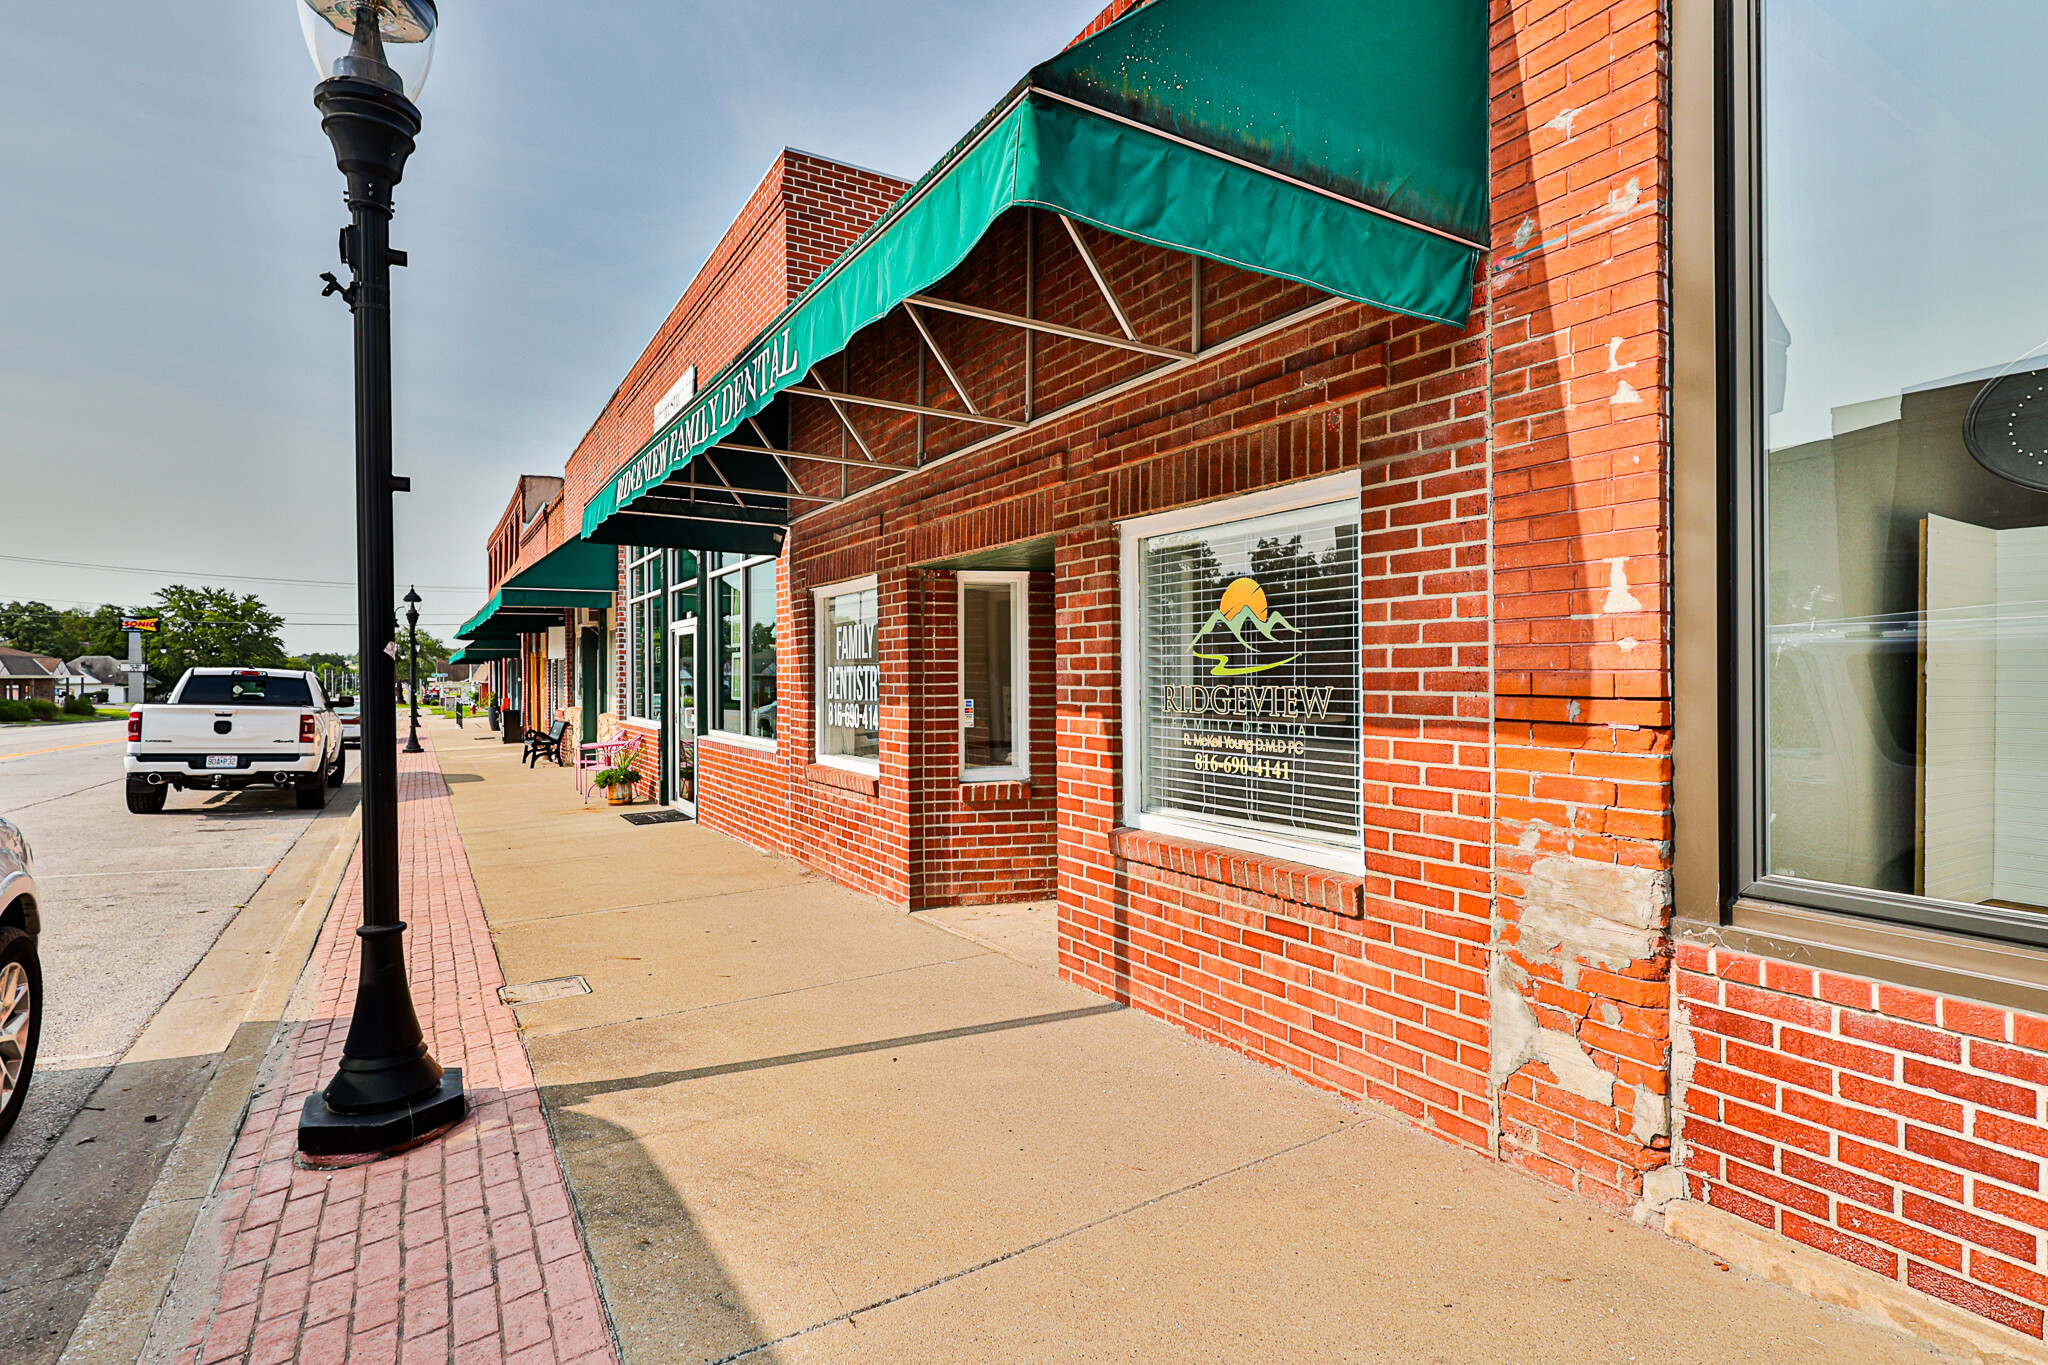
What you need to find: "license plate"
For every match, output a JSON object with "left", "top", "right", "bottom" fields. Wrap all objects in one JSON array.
[{"left": 205, "top": 755, "right": 237, "bottom": 769}]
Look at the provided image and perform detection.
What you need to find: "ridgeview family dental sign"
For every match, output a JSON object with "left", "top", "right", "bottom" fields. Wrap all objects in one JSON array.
[{"left": 605, "top": 330, "right": 803, "bottom": 512}]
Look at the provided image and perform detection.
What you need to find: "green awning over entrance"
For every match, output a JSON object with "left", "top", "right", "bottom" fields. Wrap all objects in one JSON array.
[
  {"left": 504, "top": 537, "right": 619, "bottom": 593},
  {"left": 455, "top": 586, "right": 611, "bottom": 641},
  {"left": 449, "top": 644, "right": 516, "bottom": 664},
  {"left": 456, "top": 539, "right": 618, "bottom": 640},
  {"left": 583, "top": 0, "right": 1486, "bottom": 547}
]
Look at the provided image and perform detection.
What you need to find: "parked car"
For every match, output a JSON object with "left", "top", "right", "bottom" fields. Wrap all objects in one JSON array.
[
  {"left": 335, "top": 695, "right": 361, "bottom": 749},
  {"left": 0, "top": 815, "right": 41, "bottom": 1142},
  {"left": 124, "top": 668, "right": 347, "bottom": 814}
]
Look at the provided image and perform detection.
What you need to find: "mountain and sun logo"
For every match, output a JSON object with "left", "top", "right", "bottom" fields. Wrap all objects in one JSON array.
[{"left": 1189, "top": 577, "right": 1302, "bottom": 676}]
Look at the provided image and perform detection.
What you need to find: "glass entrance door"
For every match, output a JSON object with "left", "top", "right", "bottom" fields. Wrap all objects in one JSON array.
[{"left": 668, "top": 620, "right": 697, "bottom": 814}]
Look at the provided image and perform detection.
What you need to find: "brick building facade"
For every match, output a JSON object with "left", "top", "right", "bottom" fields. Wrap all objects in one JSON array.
[{"left": 455, "top": 0, "right": 2048, "bottom": 1350}]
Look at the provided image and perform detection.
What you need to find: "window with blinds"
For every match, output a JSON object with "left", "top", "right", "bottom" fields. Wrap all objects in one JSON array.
[{"left": 1134, "top": 497, "right": 1362, "bottom": 854}]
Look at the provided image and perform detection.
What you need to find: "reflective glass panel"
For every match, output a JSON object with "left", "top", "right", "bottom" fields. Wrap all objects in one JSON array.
[{"left": 1761, "top": 0, "right": 2048, "bottom": 910}]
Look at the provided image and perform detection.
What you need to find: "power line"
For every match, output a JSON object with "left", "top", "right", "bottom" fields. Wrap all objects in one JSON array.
[{"left": 0, "top": 553, "right": 483, "bottom": 593}]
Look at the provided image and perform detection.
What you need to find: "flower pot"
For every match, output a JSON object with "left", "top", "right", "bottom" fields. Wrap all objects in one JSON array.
[{"left": 604, "top": 783, "right": 635, "bottom": 806}]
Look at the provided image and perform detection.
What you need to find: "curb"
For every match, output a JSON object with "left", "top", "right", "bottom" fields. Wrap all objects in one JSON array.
[{"left": 55, "top": 796, "right": 363, "bottom": 1365}]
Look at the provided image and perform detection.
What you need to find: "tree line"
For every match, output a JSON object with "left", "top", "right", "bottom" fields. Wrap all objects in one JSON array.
[{"left": 0, "top": 587, "right": 451, "bottom": 693}]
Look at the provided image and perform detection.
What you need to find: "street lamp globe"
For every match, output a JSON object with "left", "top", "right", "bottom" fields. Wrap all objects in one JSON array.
[{"left": 298, "top": 0, "right": 439, "bottom": 101}]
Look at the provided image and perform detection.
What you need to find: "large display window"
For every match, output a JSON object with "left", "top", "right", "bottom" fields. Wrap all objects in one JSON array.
[
  {"left": 815, "top": 576, "right": 879, "bottom": 771},
  {"left": 625, "top": 546, "right": 665, "bottom": 726},
  {"left": 1121, "top": 476, "right": 1362, "bottom": 871},
  {"left": 709, "top": 551, "right": 778, "bottom": 743},
  {"left": 1734, "top": 0, "right": 2048, "bottom": 942}
]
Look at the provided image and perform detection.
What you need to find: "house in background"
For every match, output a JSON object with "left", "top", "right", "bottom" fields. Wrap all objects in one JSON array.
[
  {"left": 68, "top": 655, "right": 136, "bottom": 702},
  {"left": 0, "top": 648, "right": 57, "bottom": 702}
]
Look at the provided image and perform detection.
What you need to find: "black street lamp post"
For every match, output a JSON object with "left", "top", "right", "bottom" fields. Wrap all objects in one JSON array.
[
  {"left": 295, "top": 0, "right": 464, "bottom": 1158},
  {"left": 404, "top": 586, "right": 424, "bottom": 753}
]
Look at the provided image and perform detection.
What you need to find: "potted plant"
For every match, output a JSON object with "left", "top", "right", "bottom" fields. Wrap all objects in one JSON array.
[{"left": 593, "top": 763, "right": 640, "bottom": 806}]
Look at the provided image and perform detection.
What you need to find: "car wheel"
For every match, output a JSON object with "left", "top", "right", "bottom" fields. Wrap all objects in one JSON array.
[
  {"left": 125, "top": 779, "right": 167, "bottom": 814},
  {"left": 325, "top": 745, "right": 346, "bottom": 788},
  {"left": 0, "top": 927, "right": 41, "bottom": 1143},
  {"left": 295, "top": 772, "right": 328, "bottom": 810}
]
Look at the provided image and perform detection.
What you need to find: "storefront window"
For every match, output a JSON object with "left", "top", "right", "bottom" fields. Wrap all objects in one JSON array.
[
  {"left": 815, "top": 577, "right": 879, "bottom": 769},
  {"left": 626, "top": 547, "right": 664, "bottom": 724},
  {"left": 709, "top": 552, "right": 778, "bottom": 742},
  {"left": 1123, "top": 481, "right": 1362, "bottom": 868},
  {"left": 961, "top": 573, "right": 1026, "bottom": 779},
  {"left": 1747, "top": 0, "right": 2048, "bottom": 935}
]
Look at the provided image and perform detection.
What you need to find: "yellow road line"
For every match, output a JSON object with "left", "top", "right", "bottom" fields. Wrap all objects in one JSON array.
[{"left": 0, "top": 738, "right": 123, "bottom": 761}]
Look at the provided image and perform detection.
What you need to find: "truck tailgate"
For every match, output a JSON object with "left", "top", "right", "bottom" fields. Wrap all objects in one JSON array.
[{"left": 133, "top": 706, "right": 307, "bottom": 750}]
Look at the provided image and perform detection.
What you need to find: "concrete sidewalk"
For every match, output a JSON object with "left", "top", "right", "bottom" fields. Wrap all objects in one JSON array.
[{"left": 437, "top": 721, "right": 1966, "bottom": 1365}]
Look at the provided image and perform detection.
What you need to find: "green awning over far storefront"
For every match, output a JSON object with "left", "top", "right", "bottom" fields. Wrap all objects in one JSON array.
[
  {"left": 456, "top": 538, "right": 618, "bottom": 640},
  {"left": 583, "top": 0, "right": 1487, "bottom": 548}
]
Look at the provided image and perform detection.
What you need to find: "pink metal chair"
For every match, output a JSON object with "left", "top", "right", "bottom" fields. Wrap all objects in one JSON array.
[{"left": 575, "top": 737, "right": 634, "bottom": 803}]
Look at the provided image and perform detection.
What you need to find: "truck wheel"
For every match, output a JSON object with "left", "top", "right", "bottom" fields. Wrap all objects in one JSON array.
[
  {"left": 295, "top": 773, "right": 329, "bottom": 810},
  {"left": 125, "top": 779, "right": 167, "bottom": 814},
  {"left": 325, "top": 745, "right": 346, "bottom": 788},
  {"left": 0, "top": 926, "right": 42, "bottom": 1142}
]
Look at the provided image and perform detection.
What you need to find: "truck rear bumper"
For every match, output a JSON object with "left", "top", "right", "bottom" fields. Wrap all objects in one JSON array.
[{"left": 126, "top": 752, "right": 320, "bottom": 789}]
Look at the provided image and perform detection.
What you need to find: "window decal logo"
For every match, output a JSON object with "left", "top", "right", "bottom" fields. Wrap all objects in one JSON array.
[{"left": 1189, "top": 577, "right": 1301, "bottom": 676}]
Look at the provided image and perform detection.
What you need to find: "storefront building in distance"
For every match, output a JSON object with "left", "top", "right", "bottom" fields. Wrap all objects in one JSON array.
[{"left": 455, "top": 0, "right": 2048, "bottom": 1349}]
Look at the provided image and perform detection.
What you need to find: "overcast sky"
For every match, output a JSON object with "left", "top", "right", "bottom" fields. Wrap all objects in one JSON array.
[{"left": 0, "top": 1, "right": 1104, "bottom": 654}]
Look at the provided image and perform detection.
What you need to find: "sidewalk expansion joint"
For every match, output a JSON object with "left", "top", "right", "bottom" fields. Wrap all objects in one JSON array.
[
  {"left": 532, "top": 950, "right": 997, "bottom": 1039},
  {"left": 705, "top": 1120, "right": 1355, "bottom": 1364}
]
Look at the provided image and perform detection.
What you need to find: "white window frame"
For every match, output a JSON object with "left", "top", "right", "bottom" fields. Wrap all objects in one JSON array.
[
  {"left": 812, "top": 574, "right": 881, "bottom": 776},
  {"left": 959, "top": 571, "right": 1030, "bottom": 783},
  {"left": 1118, "top": 471, "right": 1365, "bottom": 876},
  {"left": 624, "top": 546, "right": 663, "bottom": 727},
  {"left": 706, "top": 550, "right": 780, "bottom": 750}
]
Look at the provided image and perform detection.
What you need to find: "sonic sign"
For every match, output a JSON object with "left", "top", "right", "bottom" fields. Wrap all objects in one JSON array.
[{"left": 1134, "top": 496, "right": 1362, "bottom": 852}]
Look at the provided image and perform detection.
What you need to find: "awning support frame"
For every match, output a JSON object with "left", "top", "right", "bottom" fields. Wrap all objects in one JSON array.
[{"left": 1059, "top": 215, "right": 1137, "bottom": 342}]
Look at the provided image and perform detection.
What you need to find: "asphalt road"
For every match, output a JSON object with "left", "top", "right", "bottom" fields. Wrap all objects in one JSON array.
[{"left": 0, "top": 719, "right": 338, "bottom": 1208}]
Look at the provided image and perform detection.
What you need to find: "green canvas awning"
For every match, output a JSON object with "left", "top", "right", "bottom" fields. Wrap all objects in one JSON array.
[
  {"left": 583, "top": 0, "right": 1486, "bottom": 548},
  {"left": 449, "top": 643, "right": 517, "bottom": 664},
  {"left": 456, "top": 586, "right": 611, "bottom": 641},
  {"left": 457, "top": 538, "right": 618, "bottom": 639},
  {"left": 505, "top": 537, "right": 619, "bottom": 593}
]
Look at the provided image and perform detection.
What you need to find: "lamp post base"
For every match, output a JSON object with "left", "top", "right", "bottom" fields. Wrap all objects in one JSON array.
[{"left": 297, "top": 1068, "right": 466, "bottom": 1160}]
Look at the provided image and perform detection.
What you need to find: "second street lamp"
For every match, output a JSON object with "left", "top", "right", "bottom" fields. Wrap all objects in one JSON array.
[
  {"left": 404, "top": 586, "right": 423, "bottom": 753},
  {"left": 295, "top": 0, "right": 464, "bottom": 1158}
]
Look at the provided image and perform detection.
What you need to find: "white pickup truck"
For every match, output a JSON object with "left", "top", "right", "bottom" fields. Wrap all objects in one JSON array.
[{"left": 124, "top": 668, "right": 348, "bottom": 814}]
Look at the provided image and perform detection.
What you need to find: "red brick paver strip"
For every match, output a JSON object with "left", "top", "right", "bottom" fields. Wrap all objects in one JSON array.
[{"left": 169, "top": 733, "right": 620, "bottom": 1365}]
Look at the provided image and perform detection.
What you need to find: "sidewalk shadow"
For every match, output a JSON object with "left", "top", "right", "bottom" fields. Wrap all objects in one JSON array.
[{"left": 542, "top": 1105, "right": 786, "bottom": 1365}]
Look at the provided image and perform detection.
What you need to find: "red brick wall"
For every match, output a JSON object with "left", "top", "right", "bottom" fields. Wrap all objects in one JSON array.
[
  {"left": 1486, "top": 0, "right": 1673, "bottom": 1212},
  {"left": 1679, "top": 945, "right": 2048, "bottom": 1340}
]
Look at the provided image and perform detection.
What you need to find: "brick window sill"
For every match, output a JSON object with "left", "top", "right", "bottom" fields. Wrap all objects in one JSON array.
[
  {"left": 961, "top": 780, "right": 1034, "bottom": 805},
  {"left": 805, "top": 763, "right": 877, "bottom": 798},
  {"left": 1110, "top": 827, "right": 1364, "bottom": 918}
]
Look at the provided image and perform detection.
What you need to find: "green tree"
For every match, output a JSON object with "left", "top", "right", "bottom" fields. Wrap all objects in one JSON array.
[
  {"left": 399, "top": 630, "right": 451, "bottom": 679},
  {"left": 0, "top": 601, "right": 65, "bottom": 655},
  {"left": 147, "top": 586, "right": 287, "bottom": 680},
  {"left": 64, "top": 604, "right": 146, "bottom": 660}
]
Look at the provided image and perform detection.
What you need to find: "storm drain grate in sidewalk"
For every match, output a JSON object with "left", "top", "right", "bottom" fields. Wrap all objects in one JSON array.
[
  {"left": 498, "top": 975, "right": 592, "bottom": 1006},
  {"left": 620, "top": 808, "right": 689, "bottom": 826}
]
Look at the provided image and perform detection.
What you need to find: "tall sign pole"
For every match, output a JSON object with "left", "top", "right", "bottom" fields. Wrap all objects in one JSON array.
[{"left": 118, "top": 616, "right": 158, "bottom": 704}]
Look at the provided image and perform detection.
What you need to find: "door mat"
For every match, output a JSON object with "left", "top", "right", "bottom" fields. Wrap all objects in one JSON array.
[{"left": 621, "top": 808, "right": 689, "bottom": 826}]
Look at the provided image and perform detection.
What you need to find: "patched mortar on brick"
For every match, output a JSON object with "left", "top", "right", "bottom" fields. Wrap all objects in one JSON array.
[
  {"left": 1517, "top": 855, "right": 1671, "bottom": 983},
  {"left": 1489, "top": 956, "right": 1616, "bottom": 1104}
]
